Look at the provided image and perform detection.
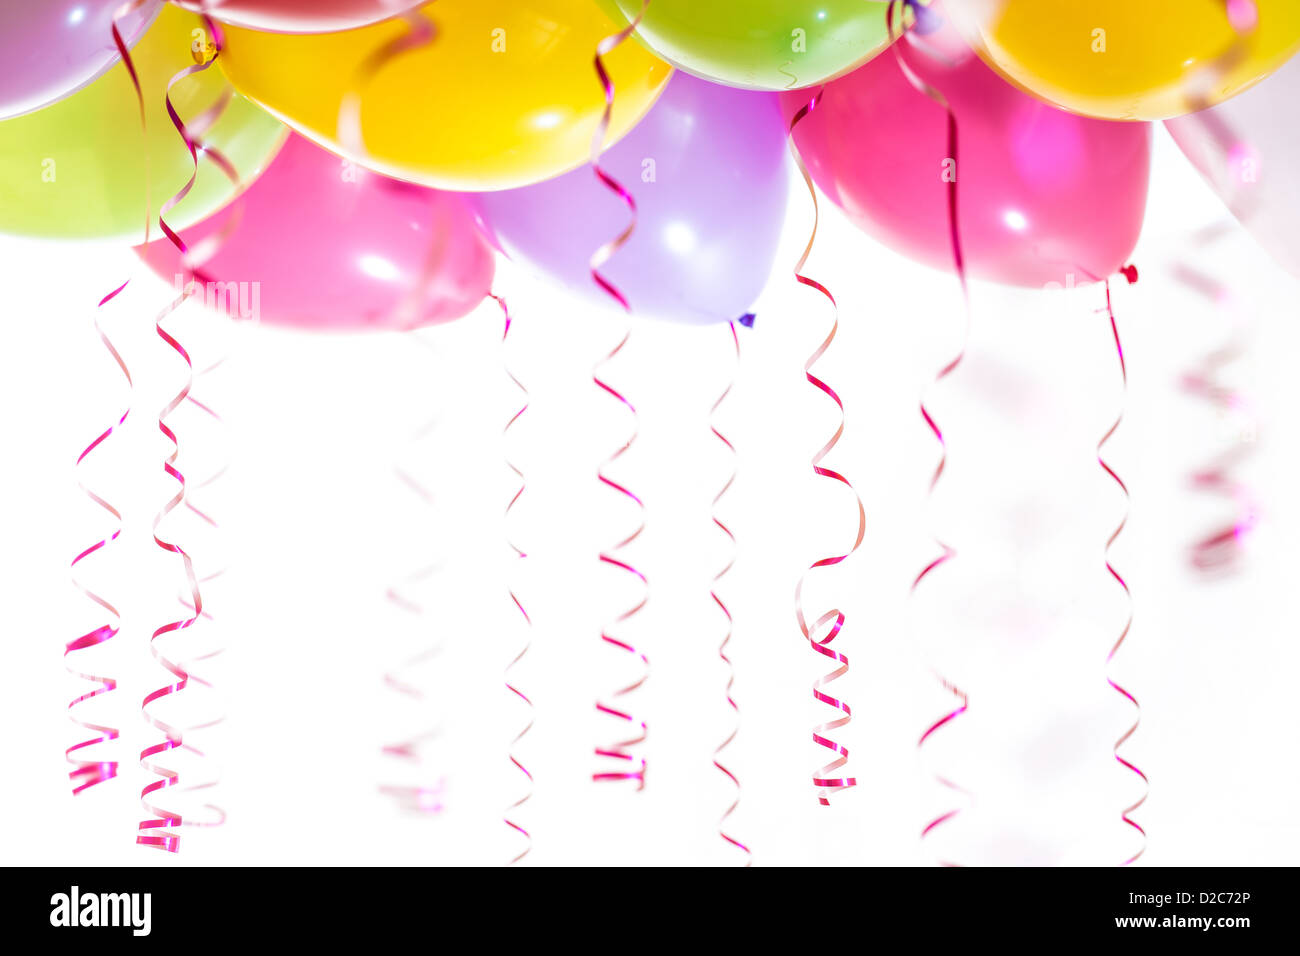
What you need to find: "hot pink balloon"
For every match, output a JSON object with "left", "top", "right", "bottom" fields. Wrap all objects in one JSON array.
[
  {"left": 137, "top": 134, "right": 494, "bottom": 331},
  {"left": 0, "top": 1, "right": 161, "bottom": 120},
  {"left": 174, "top": 1, "right": 423, "bottom": 33},
  {"left": 781, "top": 3, "right": 1152, "bottom": 288}
]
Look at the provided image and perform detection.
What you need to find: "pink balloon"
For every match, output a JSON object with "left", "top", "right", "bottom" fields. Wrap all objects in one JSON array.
[
  {"left": 780, "top": 4, "right": 1152, "bottom": 288},
  {"left": 0, "top": 1, "right": 161, "bottom": 120},
  {"left": 174, "top": 1, "right": 423, "bottom": 33},
  {"left": 137, "top": 134, "right": 495, "bottom": 332}
]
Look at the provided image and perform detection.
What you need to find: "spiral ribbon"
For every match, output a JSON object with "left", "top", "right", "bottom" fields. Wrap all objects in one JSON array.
[
  {"left": 337, "top": 5, "right": 436, "bottom": 159},
  {"left": 1173, "top": 5, "right": 1262, "bottom": 576},
  {"left": 1174, "top": 244, "right": 1258, "bottom": 575},
  {"left": 888, "top": 1, "right": 972, "bottom": 860},
  {"left": 496, "top": 293, "right": 535, "bottom": 864},
  {"left": 378, "top": 331, "right": 447, "bottom": 816},
  {"left": 787, "top": 88, "right": 866, "bottom": 806},
  {"left": 66, "top": 281, "right": 134, "bottom": 796},
  {"left": 65, "top": 0, "right": 156, "bottom": 799},
  {"left": 590, "top": 1, "right": 651, "bottom": 788},
  {"left": 712, "top": 322, "right": 750, "bottom": 862},
  {"left": 364, "top": 18, "right": 456, "bottom": 816},
  {"left": 139, "top": 15, "right": 242, "bottom": 851},
  {"left": 1098, "top": 271, "right": 1147, "bottom": 866}
]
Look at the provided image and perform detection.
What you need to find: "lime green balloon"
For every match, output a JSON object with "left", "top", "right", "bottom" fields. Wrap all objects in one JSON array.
[
  {"left": 0, "top": 4, "right": 285, "bottom": 242},
  {"left": 601, "top": 0, "right": 901, "bottom": 91}
]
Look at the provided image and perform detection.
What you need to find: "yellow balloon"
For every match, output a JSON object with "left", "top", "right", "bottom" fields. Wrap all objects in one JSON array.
[
  {"left": 0, "top": 4, "right": 285, "bottom": 242},
  {"left": 219, "top": 0, "right": 673, "bottom": 192},
  {"left": 952, "top": 0, "right": 1300, "bottom": 120}
]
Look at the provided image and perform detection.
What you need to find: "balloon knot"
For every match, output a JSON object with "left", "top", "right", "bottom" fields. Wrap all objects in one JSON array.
[{"left": 906, "top": 0, "right": 944, "bottom": 36}]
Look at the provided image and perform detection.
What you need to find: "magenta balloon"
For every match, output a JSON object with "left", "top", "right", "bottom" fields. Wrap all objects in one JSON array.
[
  {"left": 0, "top": 1, "right": 161, "bottom": 120},
  {"left": 136, "top": 134, "right": 495, "bottom": 331},
  {"left": 473, "top": 73, "right": 789, "bottom": 326},
  {"left": 174, "top": 1, "right": 423, "bottom": 33},
  {"left": 1167, "top": 53, "right": 1300, "bottom": 279},
  {"left": 780, "top": 4, "right": 1152, "bottom": 288}
]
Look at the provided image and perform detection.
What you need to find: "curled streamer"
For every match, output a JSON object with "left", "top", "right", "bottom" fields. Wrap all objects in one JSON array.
[
  {"left": 1098, "top": 273, "right": 1147, "bottom": 866},
  {"left": 1175, "top": 0, "right": 1262, "bottom": 577},
  {"left": 888, "top": 1, "right": 970, "bottom": 859},
  {"left": 378, "top": 331, "right": 447, "bottom": 816},
  {"left": 1174, "top": 238, "right": 1259, "bottom": 575},
  {"left": 66, "top": 282, "right": 133, "bottom": 796},
  {"left": 337, "top": 6, "right": 436, "bottom": 158},
  {"left": 712, "top": 322, "right": 749, "bottom": 862},
  {"left": 371, "top": 17, "right": 453, "bottom": 812},
  {"left": 590, "top": 1, "right": 650, "bottom": 788},
  {"left": 496, "top": 293, "right": 534, "bottom": 864},
  {"left": 139, "top": 16, "right": 239, "bottom": 851},
  {"left": 788, "top": 88, "right": 865, "bottom": 806},
  {"left": 65, "top": 0, "right": 154, "bottom": 798}
]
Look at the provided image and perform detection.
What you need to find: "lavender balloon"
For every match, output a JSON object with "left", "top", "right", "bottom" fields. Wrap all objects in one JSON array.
[
  {"left": 474, "top": 73, "right": 789, "bottom": 326},
  {"left": 0, "top": 1, "right": 161, "bottom": 120}
]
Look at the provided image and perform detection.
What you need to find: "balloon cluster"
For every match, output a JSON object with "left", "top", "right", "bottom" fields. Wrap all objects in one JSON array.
[{"left": 2, "top": 0, "right": 1298, "bottom": 330}]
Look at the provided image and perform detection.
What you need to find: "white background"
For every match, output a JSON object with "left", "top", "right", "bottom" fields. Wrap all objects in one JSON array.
[{"left": 1, "top": 128, "right": 1298, "bottom": 867}]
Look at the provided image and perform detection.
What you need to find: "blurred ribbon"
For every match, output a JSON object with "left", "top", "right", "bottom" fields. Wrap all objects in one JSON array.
[
  {"left": 1098, "top": 271, "right": 1147, "bottom": 866},
  {"left": 338, "top": 5, "right": 436, "bottom": 158},
  {"left": 590, "top": 1, "right": 650, "bottom": 788},
  {"left": 788, "top": 86, "right": 865, "bottom": 806},
  {"left": 890, "top": 0, "right": 971, "bottom": 860},
  {"left": 1180, "top": 1, "right": 1258, "bottom": 115},
  {"left": 379, "top": 330, "right": 448, "bottom": 816},
  {"left": 712, "top": 322, "right": 750, "bottom": 862},
  {"left": 496, "top": 293, "right": 535, "bottom": 863},
  {"left": 1175, "top": 240, "right": 1259, "bottom": 575},
  {"left": 370, "top": 14, "right": 453, "bottom": 810},
  {"left": 1173, "top": 3, "right": 1262, "bottom": 575}
]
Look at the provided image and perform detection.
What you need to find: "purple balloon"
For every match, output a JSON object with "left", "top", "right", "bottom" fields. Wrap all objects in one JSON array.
[
  {"left": 0, "top": 1, "right": 161, "bottom": 120},
  {"left": 474, "top": 73, "right": 789, "bottom": 326}
]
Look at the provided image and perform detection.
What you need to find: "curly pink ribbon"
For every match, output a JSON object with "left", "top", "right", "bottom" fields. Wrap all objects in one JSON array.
[
  {"left": 886, "top": 1, "right": 972, "bottom": 861},
  {"left": 1098, "top": 269, "right": 1147, "bottom": 866},
  {"left": 66, "top": 0, "right": 154, "bottom": 798},
  {"left": 590, "top": 1, "right": 651, "bottom": 789},
  {"left": 494, "top": 293, "right": 536, "bottom": 863},
  {"left": 139, "top": 15, "right": 240, "bottom": 851},
  {"left": 712, "top": 322, "right": 750, "bottom": 862},
  {"left": 788, "top": 88, "right": 866, "bottom": 806},
  {"left": 66, "top": 282, "right": 134, "bottom": 796}
]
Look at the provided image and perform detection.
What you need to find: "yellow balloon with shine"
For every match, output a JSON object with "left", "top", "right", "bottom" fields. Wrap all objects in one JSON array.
[
  {"left": 218, "top": 0, "right": 673, "bottom": 192},
  {"left": 952, "top": 0, "right": 1300, "bottom": 121}
]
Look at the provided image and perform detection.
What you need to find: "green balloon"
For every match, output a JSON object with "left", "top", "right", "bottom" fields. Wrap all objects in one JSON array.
[
  {"left": 0, "top": 4, "right": 285, "bottom": 242},
  {"left": 601, "top": 0, "right": 902, "bottom": 91}
]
